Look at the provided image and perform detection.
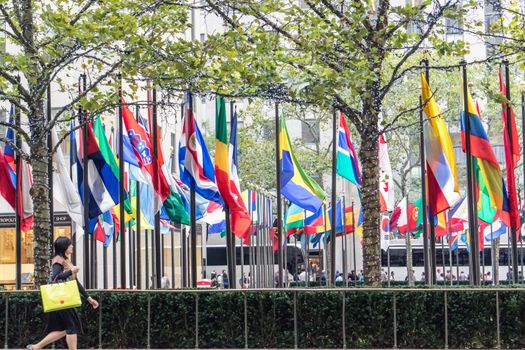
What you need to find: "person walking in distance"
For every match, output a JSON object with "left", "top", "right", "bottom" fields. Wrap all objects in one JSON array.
[{"left": 27, "top": 236, "right": 99, "bottom": 350}]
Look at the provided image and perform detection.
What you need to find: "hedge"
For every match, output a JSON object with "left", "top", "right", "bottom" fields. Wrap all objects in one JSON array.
[{"left": 1, "top": 289, "right": 525, "bottom": 348}]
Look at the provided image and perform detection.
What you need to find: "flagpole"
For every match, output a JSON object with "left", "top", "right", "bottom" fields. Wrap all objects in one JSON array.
[
  {"left": 284, "top": 201, "right": 289, "bottom": 287},
  {"left": 461, "top": 61, "right": 481, "bottom": 286},
  {"left": 441, "top": 238, "right": 446, "bottom": 285},
  {"left": 187, "top": 92, "right": 198, "bottom": 289},
  {"left": 179, "top": 102, "right": 187, "bottom": 289},
  {"left": 70, "top": 110, "right": 77, "bottom": 266},
  {"left": 111, "top": 126, "right": 117, "bottom": 289},
  {"left": 117, "top": 74, "right": 126, "bottom": 289},
  {"left": 351, "top": 201, "right": 356, "bottom": 283},
  {"left": 101, "top": 121, "right": 108, "bottom": 290},
  {"left": 270, "top": 197, "right": 275, "bottom": 287},
  {"left": 330, "top": 108, "right": 337, "bottom": 286},
  {"left": 91, "top": 217, "right": 97, "bottom": 288},
  {"left": 264, "top": 196, "right": 272, "bottom": 288},
  {"left": 508, "top": 228, "right": 511, "bottom": 277},
  {"left": 248, "top": 190, "right": 254, "bottom": 287},
  {"left": 275, "top": 102, "right": 284, "bottom": 287},
  {"left": 323, "top": 203, "right": 330, "bottom": 285},
  {"left": 256, "top": 193, "right": 262, "bottom": 288},
  {"left": 47, "top": 83, "right": 55, "bottom": 264},
  {"left": 342, "top": 196, "right": 348, "bottom": 287},
  {"left": 224, "top": 99, "right": 235, "bottom": 288},
  {"left": 518, "top": 190, "right": 525, "bottom": 282},
  {"left": 225, "top": 204, "right": 233, "bottom": 288},
  {"left": 447, "top": 209, "right": 452, "bottom": 286},
  {"left": 129, "top": 209, "right": 134, "bottom": 287},
  {"left": 80, "top": 73, "right": 90, "bottom": 289},
  {"left": 491, "top": 223, "right": 496, "bottom": 285},
  {"left": 503, "top": 61, "right": 519, "bottom": 283},
  {"left": 150, "top": 86, "right": 162, "bottom": 288},
  {"left": 14, "top": 94, "right": 21, "bottom": 290},
  {"left": 135, "top": 104, "right": 143, "bottom": 290},
  {"left": 406, "top": 188, "right": 413, "bottom": 286},
  {"left": 151, "top": 229, "right": 156, "bottom": 287},
  {"left": 264, "top": 196, "right": 269, "bottom": 287},
  {"left": 304, "top": 209, "right": 309, "bottom": 287},
  {"left": 422, "top": 60, "right": 437, "bottom": 285},
  {"left": 145, "top": 229, "right": 149, "bottom": 288},
  {"left": 260, "top": 194, "right": 265, "bottom": 287},
  {"left": 169, "top": 133, "right": 176, "bottom": 289},
  {"left": 419, "top": 89, "right": 430, "bottom": 285}
]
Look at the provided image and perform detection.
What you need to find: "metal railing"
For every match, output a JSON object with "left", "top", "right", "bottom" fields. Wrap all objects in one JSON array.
[{"left": 1, "top": 287, "right": 523, "bottom": 349}]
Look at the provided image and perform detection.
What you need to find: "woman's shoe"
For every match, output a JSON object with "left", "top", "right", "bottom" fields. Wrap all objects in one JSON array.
[{"left": 26, "top": 345, "right": 34, "bottom": 350}]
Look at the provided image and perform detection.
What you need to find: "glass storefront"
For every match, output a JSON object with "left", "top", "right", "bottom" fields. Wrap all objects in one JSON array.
[{"left": 0, "top": 214, "right": 71, "bottom": 290}]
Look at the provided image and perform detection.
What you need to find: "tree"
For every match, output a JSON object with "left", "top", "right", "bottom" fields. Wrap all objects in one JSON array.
[
  {"left": 201, "top": 0, "right": 467, "bottom": 285},
  {"left": 0, "top": 0, "right": 194, "bottom": 286}
]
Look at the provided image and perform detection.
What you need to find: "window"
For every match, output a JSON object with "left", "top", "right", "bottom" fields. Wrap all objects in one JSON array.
[
  {"left": 262, "top": 121, "right": 275, "bottom": 141},
  {"left": 445, "top": 12, "right": 463, "bottom": 35},
  {"left": 381, "top": 249, "right": 407, "bottom": 267},
  {"left": 301, "top": 119, "right": 319, "bottom": 145},
  {"left": 485, "top": 0, "right": 502, "bottom": 56},
  {"left": 207, "top": 247, "right": 227, "bottom": 266},
  {"left": 0, "top": 221, "right": 71, "bottom": 289}
]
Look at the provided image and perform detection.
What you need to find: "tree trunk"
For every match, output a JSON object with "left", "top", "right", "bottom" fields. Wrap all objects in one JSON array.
[
  {"left": 358, "top": 115, "right": 381, "bottom": 286},
  {"left": 30, "top": 101, "right": 52, "bottom": 287}
]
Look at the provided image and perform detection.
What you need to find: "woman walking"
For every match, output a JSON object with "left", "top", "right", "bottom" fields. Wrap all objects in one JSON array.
[{"left": 27, "top": 236, "right": 98, "bottom": 350}]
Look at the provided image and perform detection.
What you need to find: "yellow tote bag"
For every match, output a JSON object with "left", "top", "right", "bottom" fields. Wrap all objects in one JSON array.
[{"left": 40, "top": 280, "right": 82, "bottom": 313}]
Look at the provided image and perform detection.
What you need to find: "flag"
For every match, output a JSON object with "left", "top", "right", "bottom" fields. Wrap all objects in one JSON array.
[
  {"left": 285, "top": 204, "right": 305, "bottom": 235},
  {"left": 421, "top": 73, "right": 460, "bottom": 215},
  {"left": 448, "top": 197, "right": 468, "bottom": 233},
  {"left": 304, "top": 205, "right": 331, "bottom": 234},
  {"left": 413, "top": 198, "right": 424, "bottom": 237},
  {"left": 380, "top": 214, "right": 390, "bottom": 250},
  {"left": 389, "top": 197, "right": 420, "bottom": 234},
  {"left": 214, "top": 97, "right": 251, "bottom": 238},
  {"left": 4, "top": 108, "right": 33, "bottom": 231},
  {"left": 229, "top": 108, "right": 243, "bottom": 198},
  {"left": 93, "top": 117, "right": 132, "bottom": 222},
  {"left": 337, "top": 112, "right": 361, "bottom": 186},
  {"left": 483, "top": 219, "right": 507, "bottom": 241},
  {"left": 499, "top": 70, "right": 521, "bottom": 236},
  {"left": 122, "top": 99, "right": 189, "bottom": 225},
  {"left": 76, "top": 124, "right": 121, "bottom": 219},
  {"left": 331, "top": 200, "right": 345, "bottom": 235},
  {"left": 434, "top": 211, "right": 448, "bottom": 238},
  {"left": 477, "top": 159, "right": 497, "bottom": 224},
  {"left": 0, "top": 148, "right": 15, "bottom": 208},
  {"left": 4, "top": 106, "right": 16, "bottom": 185},
  {"left": 280, "top": 115, "right": 326, "bottom": 212},
  {"left": 448, "top": 232, "right": 459, "bottom": 251},
  {"left": 52, "top": 128, "right": 83, "bottom": 226},
  {"left": 345, "top": 206, "right": 363, "bottom": 237},
  {"left": 92, "top": 217, "right": 106, "bottom": 243},
  {"left": 379, "top": 134, "right": 395, "bottom": 212},
  {"left": 460, "top": 86, "right": 506, "bottom": 212},
  {"left": 179, "top": 93, "right": 223, "bottom": 204}
]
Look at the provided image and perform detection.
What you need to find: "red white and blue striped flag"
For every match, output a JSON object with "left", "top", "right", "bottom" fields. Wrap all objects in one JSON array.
[{"left": 179, "top": 92, "right": 223, "bottom": 204}]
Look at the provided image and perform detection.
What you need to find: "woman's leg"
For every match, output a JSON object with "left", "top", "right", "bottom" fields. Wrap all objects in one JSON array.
[
  {"left": 32, "top": 331, "right": 66, "bottom": 350},
  {"left": 65, "top": 334, "right": 77, "bottom": 350}
]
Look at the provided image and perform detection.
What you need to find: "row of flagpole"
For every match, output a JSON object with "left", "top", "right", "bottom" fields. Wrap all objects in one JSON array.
[{"left": 8, "top": 59, "right": 525, "bottom": 290}]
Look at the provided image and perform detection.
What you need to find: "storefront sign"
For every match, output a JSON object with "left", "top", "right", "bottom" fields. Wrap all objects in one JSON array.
[{"left": 0, "top": 213, "right": 71, "bottom": 228}]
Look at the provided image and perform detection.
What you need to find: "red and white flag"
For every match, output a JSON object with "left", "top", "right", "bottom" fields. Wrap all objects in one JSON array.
[{"left": 379, "top": 134, "right": 395, "bottom": 212}]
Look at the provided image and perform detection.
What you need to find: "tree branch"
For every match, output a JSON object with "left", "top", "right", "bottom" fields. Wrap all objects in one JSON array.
[
  {"left": 0, "top": 3, "right": 29, "bottom": 47},
  {"left": 379, "top": 0, "right": 458, "bottom": 100},
  {"left": 46, "top": 60, "right": 124, "bottom": 133}
]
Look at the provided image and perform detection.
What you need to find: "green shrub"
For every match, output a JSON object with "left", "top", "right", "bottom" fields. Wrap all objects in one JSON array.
[{"left": 0, "top": 289, "right": 524, "bottom": 348}]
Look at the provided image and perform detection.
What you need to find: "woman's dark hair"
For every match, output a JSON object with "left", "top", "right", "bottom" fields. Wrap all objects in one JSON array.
[{"left": 53, "top": 236, "right": 72, "bottom": 258}]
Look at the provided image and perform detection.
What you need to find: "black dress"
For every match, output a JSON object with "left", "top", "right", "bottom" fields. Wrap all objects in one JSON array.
[{"left": 45, "top": 262, "right": 89, "bottom": 335}]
